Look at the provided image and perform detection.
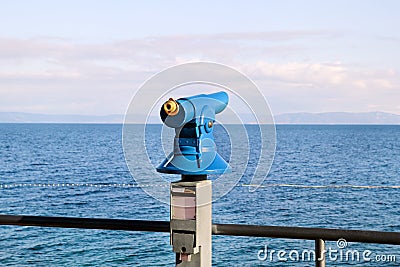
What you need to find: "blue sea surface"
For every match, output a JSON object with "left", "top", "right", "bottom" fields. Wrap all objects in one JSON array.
[{"left": 0, "top": 124, "right": 399, "bottom": 266}]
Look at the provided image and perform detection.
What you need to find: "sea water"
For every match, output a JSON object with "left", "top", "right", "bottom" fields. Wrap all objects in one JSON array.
[{"left": 0, "top": 124, "right": 399, "bottom": 266}]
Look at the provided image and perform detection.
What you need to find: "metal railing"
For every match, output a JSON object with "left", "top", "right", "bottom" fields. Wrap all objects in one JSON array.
[{"left": 1, "top": 214, "right": 399, "bottom": 266}]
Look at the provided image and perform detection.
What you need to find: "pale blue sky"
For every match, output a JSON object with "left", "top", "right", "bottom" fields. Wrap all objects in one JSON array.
[
  {"left": 0, "top": 0, "right": 399, "bottom": 115},
  {"left": 2, "top": 1, "right": 398, "bottom": 40}
]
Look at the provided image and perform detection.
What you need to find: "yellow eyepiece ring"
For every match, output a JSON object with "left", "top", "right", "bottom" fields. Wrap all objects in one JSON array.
[{"left": 163, "top": 98, "right": 179, "bottom": 116}]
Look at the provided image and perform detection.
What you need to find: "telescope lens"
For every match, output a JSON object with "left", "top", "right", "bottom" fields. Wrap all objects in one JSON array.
[{"left": 163, "top": 98, "right": 179, "bottom": 116}]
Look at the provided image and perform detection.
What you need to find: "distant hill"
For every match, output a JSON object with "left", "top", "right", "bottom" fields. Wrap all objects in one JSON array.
[
  {"left": 1, "top": 111, "right": 400, "bottom": 124},
  {"left": 274, "top": 112, "right": 400, "bottom": 124},
  {"left": 0, "top": 112, "right": 123, "bottom": 123}
]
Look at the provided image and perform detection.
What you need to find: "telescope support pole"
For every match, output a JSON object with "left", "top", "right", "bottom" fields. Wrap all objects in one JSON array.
[{"left": 170, "top": 175, "right": 212, "bottom": 267}]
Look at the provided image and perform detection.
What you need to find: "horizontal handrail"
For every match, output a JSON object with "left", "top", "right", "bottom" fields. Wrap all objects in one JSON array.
[
  {"left": 0, "top": 215, "right": 169, "bottom": 232},
  {"left": 213, "top": 223, "right": 400, "bottom": 245},
  {"left": 1, "top": 214, "right": 399, "bottom": 245}
]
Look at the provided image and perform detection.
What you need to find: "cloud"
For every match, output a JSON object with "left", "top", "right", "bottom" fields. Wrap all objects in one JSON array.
[
  {"left": 242, "top": 61, "right": 397, "bottom": 90},
  {"left": 0, "top": 31, "right": 399, "bottom": 116},
  {"left": 0, "top": 30, "right": 329, "bottom": 63}
]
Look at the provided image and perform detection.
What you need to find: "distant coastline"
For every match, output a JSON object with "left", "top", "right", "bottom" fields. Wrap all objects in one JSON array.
[
  {"left": 0, "top": 112, "right": 123, "bottom": 124},
  {"left": 274, "top": 111, "right": 400, "bottom": 125},
  {"left": 1, "top": 111, "right": 400, "bottom": 124}
]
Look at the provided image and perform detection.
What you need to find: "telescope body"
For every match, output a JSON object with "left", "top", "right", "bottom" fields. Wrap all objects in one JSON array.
[{"left": 157, "top": 91, "right": 231, "bottom": 175}]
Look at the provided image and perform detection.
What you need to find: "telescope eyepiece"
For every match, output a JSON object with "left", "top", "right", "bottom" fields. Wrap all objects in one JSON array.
[{"left": 163, "top": 98, "right": 179, "bottom": 116}]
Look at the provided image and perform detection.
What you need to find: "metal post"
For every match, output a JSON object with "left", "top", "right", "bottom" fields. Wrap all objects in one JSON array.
[
  {"left": 170, "top": 175, "right": 212, "bottom": 267},
  {"left": 315, "top": 239, "right": 326, "bottom": 267}
]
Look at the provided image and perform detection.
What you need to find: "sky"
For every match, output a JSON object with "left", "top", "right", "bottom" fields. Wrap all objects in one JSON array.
[{"left": 0, "top": 0, "right": 399, "bottom": 116}]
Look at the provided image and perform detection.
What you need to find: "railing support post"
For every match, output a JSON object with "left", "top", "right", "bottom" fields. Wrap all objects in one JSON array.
[
  {"left": 171, "top": 175, "right": 212, "bottom": 267},
  {"left": 315, "top": 239, "right": 326, "bottom": 267}
]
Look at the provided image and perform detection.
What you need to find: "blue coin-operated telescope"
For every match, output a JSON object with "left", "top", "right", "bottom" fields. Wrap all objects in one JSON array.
[{"left": 157, "top": 91, "right": 231, "bottom": 176}]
